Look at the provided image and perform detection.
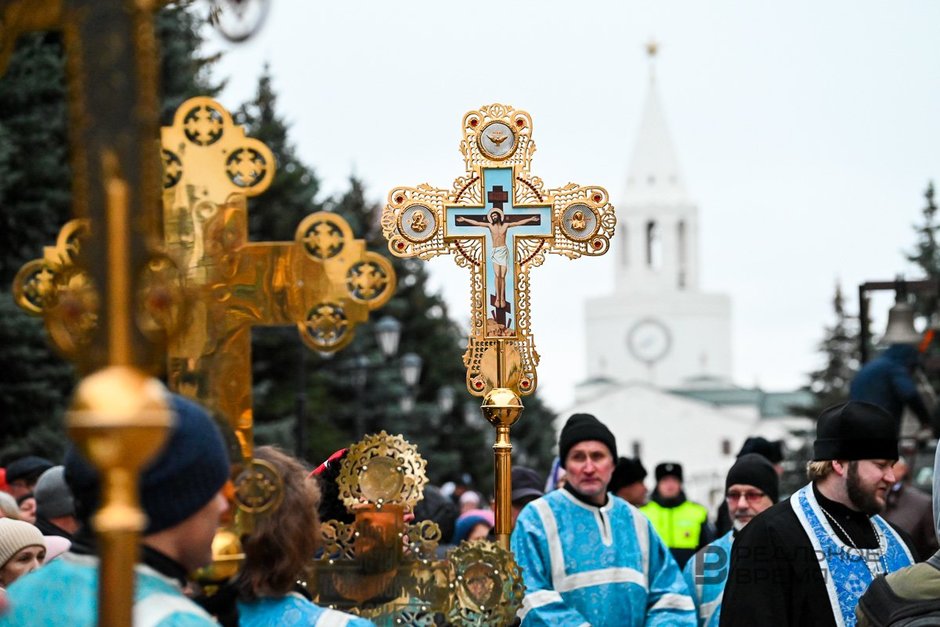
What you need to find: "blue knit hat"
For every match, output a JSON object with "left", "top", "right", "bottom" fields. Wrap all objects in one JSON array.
[{"left": 65, "top": 393, "right": 230, "bottom": 535}]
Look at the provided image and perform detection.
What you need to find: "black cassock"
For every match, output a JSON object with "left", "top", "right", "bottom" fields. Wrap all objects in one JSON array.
[{"left": 719, "top": 483, "right": 917, "bottom": 627}]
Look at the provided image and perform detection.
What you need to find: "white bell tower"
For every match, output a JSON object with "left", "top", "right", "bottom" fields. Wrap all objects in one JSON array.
[
  {"left": 581, "top": 43, "right": 732, "bottom": 391},
  {"left": 616, "top": 45, "right": 699, "bottom": 295}
]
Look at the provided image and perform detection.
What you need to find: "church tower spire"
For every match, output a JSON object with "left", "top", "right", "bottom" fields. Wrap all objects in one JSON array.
[{"left": 615, "top": 42, "right": 699, "bottom": 294}]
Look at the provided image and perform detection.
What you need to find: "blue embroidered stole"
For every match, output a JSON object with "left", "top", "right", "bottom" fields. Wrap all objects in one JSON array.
[{"left": 789, "top": 483, "right": 913, "bottom": 627}]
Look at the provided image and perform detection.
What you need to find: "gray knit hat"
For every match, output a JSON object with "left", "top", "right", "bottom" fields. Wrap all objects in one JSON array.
[
  {"left": 35, "top": 466, "right": 75, "bottom": 520},
  {"left": 0, "top": 518, "right": 44, "bottom": 568}
]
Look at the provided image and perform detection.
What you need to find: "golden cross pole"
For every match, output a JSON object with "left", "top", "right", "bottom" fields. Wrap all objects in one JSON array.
[
  {"left": 382, "top": 104, "right": 616, "bottom": 548},
  {"left": 1, "top": 1, "right": 171, "bottom": 625}
]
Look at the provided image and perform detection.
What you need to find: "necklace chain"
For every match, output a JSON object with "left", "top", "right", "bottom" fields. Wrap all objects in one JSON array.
[{"left": 819, "top": 506, "right": 888, "bottom": 574}]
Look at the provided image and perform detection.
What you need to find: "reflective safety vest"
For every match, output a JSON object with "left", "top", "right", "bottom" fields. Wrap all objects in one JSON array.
[{"left": 641, "top": 499, "right": 709, "bottom": 549}]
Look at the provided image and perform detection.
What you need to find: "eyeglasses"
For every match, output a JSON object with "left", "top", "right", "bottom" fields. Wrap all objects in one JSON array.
[{"left": 726, "top": 490, "right": 766, "bottom": 503}]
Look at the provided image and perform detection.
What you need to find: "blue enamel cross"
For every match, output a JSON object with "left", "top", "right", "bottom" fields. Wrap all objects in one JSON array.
[{"left": 445, "top": 167, "right": 551, "bottom": 335}]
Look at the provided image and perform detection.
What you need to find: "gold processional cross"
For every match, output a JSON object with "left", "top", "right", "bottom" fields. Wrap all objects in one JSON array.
[
  {"left": 16, "top": 92, "right": 396, "bottom": 475},
  {"left": 15, "top": 96, "right": 396, "bottom": 568},
  {"left": 383, "top": 103, "right": 616, "bottom": 548},
  {"left": 159, "top": 97, "right": 395, "bottom": 462}
]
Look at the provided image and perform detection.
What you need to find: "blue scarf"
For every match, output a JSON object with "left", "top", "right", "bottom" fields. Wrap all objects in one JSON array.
[{"left": 790, "top": 483, "right": 913, "bottom": 627}]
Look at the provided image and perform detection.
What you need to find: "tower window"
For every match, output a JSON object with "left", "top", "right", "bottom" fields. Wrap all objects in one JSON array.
[
  {"left": 677, "top": 220, "right": 687, "bottom": 288},
  {"left": 646, "top": 221, "right": 661, "bottom": 269},
  {"left": 620, "top": 225, "right": 628, "bottom": 268},
  {"left": 632, "top": 440, "right": 642, "bottom": 459}
]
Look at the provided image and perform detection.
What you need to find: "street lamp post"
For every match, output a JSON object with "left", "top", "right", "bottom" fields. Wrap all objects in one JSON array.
[
  {"left": 375, "top": 316, "right": 402, "bottom": 359},
  {"left": 397, "top": 352, "right": 423, "bottom": 415},
  {"left": 437, "top": 386, "right": 455, "bottom": 415},
  {"left": 342, "top": 317, "right": 428, "bottom": 434}
]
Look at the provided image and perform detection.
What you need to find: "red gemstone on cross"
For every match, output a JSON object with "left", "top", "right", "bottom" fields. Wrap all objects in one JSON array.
[
  {"left": 396, "top": 195, "right": 404, "bottom": 204},
  {"left": 593, "top": 194, "right": 602, "bottom": 202},
  {"left": 515, "top": 118, "right": 525, "bottom": 127},
  {"left": 397, "top": 242, "right": 405, "bottom": 250},
  {"left": 469, "top": 119, "right": 479, "bottom": 127}
]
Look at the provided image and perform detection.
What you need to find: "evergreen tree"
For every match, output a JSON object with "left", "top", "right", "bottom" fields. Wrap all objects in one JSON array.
[
  {"left": 907, "top": 181, "right": 940, "bottom": 319},
  {"left": 0, "top": 33, "right": 76, "bottom": 463},
  {"left": 0, "top": 5, "right": 221, "bottom": 463},
  {"left": 908, "top": 182, "right": 940, "bottom": 277},
  {"left": 156, "top": 3, "right": 224, "bottom": 123},
  {"left": 804, "top": 282, "right": 860, "bottom": 415},
  {"left": 234, "top": 65, "right": 320, "bottom": 240}
]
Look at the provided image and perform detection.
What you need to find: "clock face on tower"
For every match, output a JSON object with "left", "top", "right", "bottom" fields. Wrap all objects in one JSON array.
[{"left": 627, "top": 318, "right": 672, "bottom": 364}]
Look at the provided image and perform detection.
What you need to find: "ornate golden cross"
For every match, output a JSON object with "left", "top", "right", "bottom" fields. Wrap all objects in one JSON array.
[
  {"left": 16, "top": 96, "right": 397, "bottom": 463},
  {"left": 382, "top": 103, "right": 616, "bottom": 547},
  {"left": 161, "top": 97, "right": 396, "bottom": 460}
]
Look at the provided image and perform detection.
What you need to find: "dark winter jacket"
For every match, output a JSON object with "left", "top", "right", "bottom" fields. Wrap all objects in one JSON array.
[{"left": 850, "top": 344, "right": 929, "bottom": 428}]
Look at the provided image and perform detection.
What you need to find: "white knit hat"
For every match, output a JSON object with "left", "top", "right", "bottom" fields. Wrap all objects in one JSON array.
[{"left": 0, "top": 518, "right": 45, "bottom": 568}]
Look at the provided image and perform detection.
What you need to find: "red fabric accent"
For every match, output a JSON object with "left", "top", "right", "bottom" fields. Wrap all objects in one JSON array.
[{"left": 310, "top": 448, "right": 347, "bottom": 477}]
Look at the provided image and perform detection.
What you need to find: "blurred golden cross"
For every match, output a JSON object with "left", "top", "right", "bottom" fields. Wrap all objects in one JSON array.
[
  {"left": 16, "top": 96, "right": 397, "bottom": 463},
  {"left": 160, "top": 97, "right": 396, "bottom": 460}
]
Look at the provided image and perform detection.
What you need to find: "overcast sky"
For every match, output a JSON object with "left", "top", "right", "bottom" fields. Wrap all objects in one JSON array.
[{"left": 208, "top": 1, "right": 940, "bottom": 413}]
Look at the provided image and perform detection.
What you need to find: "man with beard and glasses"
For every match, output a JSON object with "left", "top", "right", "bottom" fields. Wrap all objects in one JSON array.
[
  {"left": 682, "top": 454, "right": 778, "bottom": 626},
  {"left": 720, "top": 401, "right": 917, "bottom": 627}
]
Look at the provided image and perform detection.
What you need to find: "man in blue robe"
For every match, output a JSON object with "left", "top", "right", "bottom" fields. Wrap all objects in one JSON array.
[
  {"left": 511, "top": 413, "right": 696, "bottom": 626},
  {"left": 682, "top": 453, "right": 778, "bottom": 626}
]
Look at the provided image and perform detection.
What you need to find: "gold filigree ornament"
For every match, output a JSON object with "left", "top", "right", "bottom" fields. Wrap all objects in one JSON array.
[
  {"left": 337, "top": 431, "right": 428, "bottom": 510},
  {"left": 233, "top": 457, "right": 284, "bottom": 515},
  {"left": 293, "top": 211, "right": 397, "bottom": 352},
  {"left": 12, "top": 219, "right": 100, "bottom": 359},
  {"left": 309, "top": 433, "right": 524, "bottom": 625},
  {"left": 382, "top": 104, "right": 616, "bottom": 398},
  {"left": 447, "top": 541, "right": 525, "bottom": 626}
]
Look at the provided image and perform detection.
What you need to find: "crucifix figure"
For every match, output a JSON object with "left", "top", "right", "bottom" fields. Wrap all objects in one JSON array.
[
  {"left": 382, "top": 103, "right": 616, "bottom": 548},
  {"left": 451, "top": 176, "right": 548, "bottom": 334}
]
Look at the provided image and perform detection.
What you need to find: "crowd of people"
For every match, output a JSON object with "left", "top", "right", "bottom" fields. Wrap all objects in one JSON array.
[{"left": 0, "top": 390, "right": 938, "bottom": 625}]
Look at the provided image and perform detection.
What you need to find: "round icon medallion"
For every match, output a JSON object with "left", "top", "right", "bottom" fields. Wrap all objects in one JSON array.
[
  {"left": 560, "top": 203, "right": 599, "bottom": 241},
  {"left": 477, "top": 121, "right": 516, "bottom": 160},
  {"left": 399, "top": 204, "right": 436, "bottom": 242}
]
